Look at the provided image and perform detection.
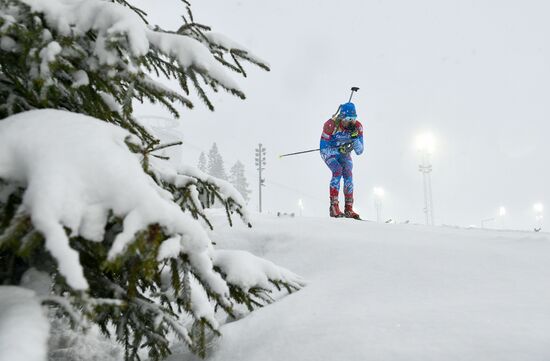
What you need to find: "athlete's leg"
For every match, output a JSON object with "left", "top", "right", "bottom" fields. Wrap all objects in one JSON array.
[
  {"left": 342, "top": 155, "right": 354, "bottom": 202},
  {"left": 322, "top": 153, "right": 344, "bottom": 217},
  {"left": 322, "top": 154, "right": 343, "bottom": 197}
]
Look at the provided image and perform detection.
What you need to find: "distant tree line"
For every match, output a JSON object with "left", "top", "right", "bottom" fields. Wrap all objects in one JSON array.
[{"left": 198, "top": 143, "right": 251, "bottom": 203}]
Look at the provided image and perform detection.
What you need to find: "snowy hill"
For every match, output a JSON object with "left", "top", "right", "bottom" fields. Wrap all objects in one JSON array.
[{"left": 173, "top": 213, "right": 550, "bottom": 361}]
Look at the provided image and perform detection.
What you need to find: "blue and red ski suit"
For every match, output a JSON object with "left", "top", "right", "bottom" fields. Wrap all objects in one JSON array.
[{"left": 320, "top": 119, "right": 364, "bottom": 201}]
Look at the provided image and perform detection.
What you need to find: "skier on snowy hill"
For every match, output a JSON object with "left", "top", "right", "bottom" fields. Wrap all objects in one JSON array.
[{"left": 320, "top": 102, "right": 364, "bottom": 219}]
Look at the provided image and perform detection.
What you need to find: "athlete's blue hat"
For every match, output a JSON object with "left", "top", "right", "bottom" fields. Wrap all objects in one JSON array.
[{"left": 339, "top": 102, "right": 357, "bottom": 119}]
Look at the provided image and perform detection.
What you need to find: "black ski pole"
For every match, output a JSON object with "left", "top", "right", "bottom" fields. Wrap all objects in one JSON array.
[
  {"left": 279, "top": 141, "right": 354, "bottom": 158},
  {"left": 279, "top": 148, "right": 320, "bottom": 158}
]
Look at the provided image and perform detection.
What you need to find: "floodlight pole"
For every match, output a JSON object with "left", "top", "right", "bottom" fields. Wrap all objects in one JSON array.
[
  {"left": 534, "top": 205, "right": 543, "bottom": 231},
  {"left": 298, "top": 199, "right": 304, "bottom": 217},
  {"left": 375, "top": 198, "right": 382, "bottom": 223},
  {"left": 418, "top": 150, "right": 435, "bottom": 226},
  {"left": 373, "top": 188, "right": 385, "bottom": 223},
  {"left": 255, "top": 143, "right": 266, "bottom": 213}
]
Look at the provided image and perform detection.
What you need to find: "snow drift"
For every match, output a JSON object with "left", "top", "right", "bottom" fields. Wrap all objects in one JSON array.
[{"left": 170, "top": 213, "right": 550, "bottom": 361}]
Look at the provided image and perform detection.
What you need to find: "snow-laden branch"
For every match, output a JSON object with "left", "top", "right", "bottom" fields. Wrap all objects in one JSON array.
[
  {"left": 214, "top": 250, "right": 306, "bottom": 292},
  {"left": 0, "top": 109, "right": 221, "bottom": 291},
  {"left": 150, "top": 157, "right": 251, "bottom": 227},
  {"left": 21, "top": 0, "right": 242, "bottom": 92}
]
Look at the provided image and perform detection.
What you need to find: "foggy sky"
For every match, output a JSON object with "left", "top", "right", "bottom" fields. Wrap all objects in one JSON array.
[{"left": 135, "top": 0, "right": 550, "bottom": 230}]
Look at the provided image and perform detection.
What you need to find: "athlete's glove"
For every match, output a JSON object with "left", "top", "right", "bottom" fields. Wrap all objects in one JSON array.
[
  {"left": 349, "top": 124, "right": 359, "bottom": 139},
  {"left": 338, "top": 143, "right": 353, "bottom": 154}
]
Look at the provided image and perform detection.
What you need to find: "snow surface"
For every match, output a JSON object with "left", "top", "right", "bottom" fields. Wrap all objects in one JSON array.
[
  {"left": 170, "top": 212, "right": 550, "bottom": 361},
  {"left": 48, "top": 318, "right": 122, "bottom": 361},
  {"left": 0, "top": 287, "right": 49, "bottom": 361}
]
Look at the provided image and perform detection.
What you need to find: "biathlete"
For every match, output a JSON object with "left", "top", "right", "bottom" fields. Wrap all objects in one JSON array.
[{"left": 319, "top": 102, "right": 364, "bottom": 219}]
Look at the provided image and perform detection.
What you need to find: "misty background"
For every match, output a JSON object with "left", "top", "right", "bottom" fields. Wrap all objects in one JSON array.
[{"left": 134, "top": 0, "right": 549, "bottom": 230}]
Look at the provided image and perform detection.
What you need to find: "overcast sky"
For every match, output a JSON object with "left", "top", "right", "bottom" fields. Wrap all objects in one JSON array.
[{"left": 135, "top": 0, "right": 550, "bottom": 230}]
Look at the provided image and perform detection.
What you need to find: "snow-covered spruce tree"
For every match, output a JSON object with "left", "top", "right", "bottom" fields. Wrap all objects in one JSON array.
[
  {"left": 229, "top": 161, "right": 251, "bottom": 203},
  {"left": 197, "top": 151, "right": 207, "bottom": 173},
  {"left": 0, "top": 1, "right": 303, "bottom": 360},
  {"left": 206, "top": 142, "right": 228, "bottom": 181}
]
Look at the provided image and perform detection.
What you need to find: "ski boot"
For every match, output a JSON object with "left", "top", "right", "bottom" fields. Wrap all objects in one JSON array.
[
  {"left": 329, "top": 197, "right": 344, "bottom": 218},
  {"left": 344, "top": 199, "right": 361, "bottom": 219}
]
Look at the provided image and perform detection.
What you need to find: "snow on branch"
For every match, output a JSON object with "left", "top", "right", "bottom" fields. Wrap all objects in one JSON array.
[
  {"left": 0, "top": 109, "right": 223, "bottom": 292},
  {"left": 150, "top": 157, "right": 251, "bottom": 229},
  {"left": 19, "top": 0, "right": 247, "bottom": 99},
  {"left": 26, "top": 0, "right": 240, "bottom": 86},
  {"left": 214, "top": 250, "right": 306, "bottom": 293},
  {"left": 146, "top": 31, "right": 240, "bottom": 91}
]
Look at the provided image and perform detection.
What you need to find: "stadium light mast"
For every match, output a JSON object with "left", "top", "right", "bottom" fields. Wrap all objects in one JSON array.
[
  {"left": 373, "top": 187, "right": 385, "bottom": 223},
  {"left": 498, "top": 206, "right": 507, "bottom": 229},
  {"left": 255, "top": 143, "right": 266, "bottom": 212},
  {"left": 416, "top": 133, "right": 436, "bottom": 226},
  {"left": 534, "top": 203, "right": 544, "bottom": 231},
  {"left": 416, "top": 133, "right": 435, "bottom": 226},
  {"left": 298, "top": 198, "right": 304, "bottom": 216},
  {"left": 481, "top": 206, "right": 507, "bottom": 229}
]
